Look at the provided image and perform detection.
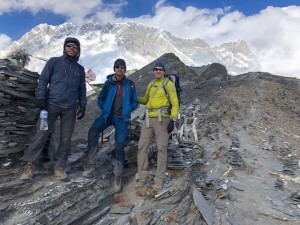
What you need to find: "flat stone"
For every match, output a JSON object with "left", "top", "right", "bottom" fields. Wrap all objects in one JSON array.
[{"left": 193, "top": 188, "right": 215, "bottom": 225}]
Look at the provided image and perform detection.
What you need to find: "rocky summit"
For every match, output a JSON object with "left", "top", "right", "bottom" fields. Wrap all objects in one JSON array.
[{"left": 0, "top": 53, "right": 299, "bottom": 225}]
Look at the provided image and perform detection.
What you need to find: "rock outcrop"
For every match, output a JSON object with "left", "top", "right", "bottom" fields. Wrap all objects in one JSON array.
[{"left": 0, "top": 53, "right": 299, "bottom": 225}]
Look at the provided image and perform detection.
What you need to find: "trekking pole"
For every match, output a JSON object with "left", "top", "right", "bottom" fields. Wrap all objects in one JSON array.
[{"left": 177, "top": 107, "right": 182, "bottom": 141}]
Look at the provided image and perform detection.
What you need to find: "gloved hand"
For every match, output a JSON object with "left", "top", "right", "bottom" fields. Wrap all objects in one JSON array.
[
  {"left": 77, "top": 106, "right": 86, "bottom": 120},
  {"left": 36, "top": 99, "right": 46, "bottom": 109},
  {"left": 167, "top": 119, "right": 176, "bottom": 133}
]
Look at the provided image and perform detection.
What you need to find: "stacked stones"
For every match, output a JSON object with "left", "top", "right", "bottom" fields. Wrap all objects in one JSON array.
[{"left": 0, "top": 59, "right": 39, "bottom": 155}]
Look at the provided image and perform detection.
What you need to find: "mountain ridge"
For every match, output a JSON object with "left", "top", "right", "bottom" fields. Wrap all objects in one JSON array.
[{"left": 0, "top": 21, "right": 260, "bottom": 82}]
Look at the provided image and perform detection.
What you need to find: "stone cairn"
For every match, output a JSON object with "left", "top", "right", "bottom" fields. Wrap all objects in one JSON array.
[{"left": 0, "top": 58, "right": 39, "bottom": 155}]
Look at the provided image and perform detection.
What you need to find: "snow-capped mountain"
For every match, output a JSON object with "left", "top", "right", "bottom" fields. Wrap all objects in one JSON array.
[{"left": 0, "top": 22, "right": 260, "bottom": 82}]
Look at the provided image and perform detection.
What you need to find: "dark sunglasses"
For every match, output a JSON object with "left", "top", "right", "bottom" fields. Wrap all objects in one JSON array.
[
  {"left": 115, "top": 65, "right": 125, "bottom": 69},
  {"left": 66, "top": 44, "right": 78, "bottom": 49},
  {"left": 154, "top": 67, "right": 163, "bottom": 71}
]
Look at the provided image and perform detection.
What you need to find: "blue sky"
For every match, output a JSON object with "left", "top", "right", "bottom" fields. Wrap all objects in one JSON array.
[
  {"left": 0, "top": 0, "right": 300, "bottom": 77},
  {"left": 0, "top": 0, "right": 298, "bottom": 41}
]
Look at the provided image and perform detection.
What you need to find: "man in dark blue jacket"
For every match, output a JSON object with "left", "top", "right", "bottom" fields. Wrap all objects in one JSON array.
[
  {"left": 20, "top": 37, "right": 87, "bottom": 180},
  {"left": 82, "top": 58, "right": 138, "bottom": 193}
]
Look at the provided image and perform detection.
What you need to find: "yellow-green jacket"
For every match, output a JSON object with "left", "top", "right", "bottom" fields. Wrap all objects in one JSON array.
[{"left": 138, "top": 77, "right": 179, "bottom": 119}]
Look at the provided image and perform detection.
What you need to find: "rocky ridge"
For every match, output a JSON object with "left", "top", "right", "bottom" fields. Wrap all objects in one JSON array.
[{"left": 0, "top": 53, "right": 299, "bottom": 224}]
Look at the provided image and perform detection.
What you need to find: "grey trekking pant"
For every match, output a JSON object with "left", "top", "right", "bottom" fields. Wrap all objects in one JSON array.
[
  {"left": 21, "top": 104, "right": 77, "bottom": 169},
  {"left": 137, "top": 117, "right": 170, "bottom": 183}
]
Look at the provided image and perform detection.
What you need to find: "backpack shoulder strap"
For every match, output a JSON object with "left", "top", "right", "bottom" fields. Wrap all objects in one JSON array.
[
  {"left": 149, "top": 78, "right": 171, "bottom": 101},
  {"left": 149, "top": 80, "right": 155, "bottom": 88},
  {"left": 163, "top": 78, "right": 170, "bottom": 99},
  {"left": 149, "top": 79, "right": 164, "bottom": 99}
]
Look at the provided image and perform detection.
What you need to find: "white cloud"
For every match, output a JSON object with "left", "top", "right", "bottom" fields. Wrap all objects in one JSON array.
[
  {"left": 108, "top": 4, "right": 300, "bottom": 78},
  {"left": 1, "top": 1, "right": 300, "bottom": 78},
  {"left": 0, "top": 0, "right": 104, "bottom": 25},
  {"left": 0, "top": 34, "right": 12, "bottom": 51}
]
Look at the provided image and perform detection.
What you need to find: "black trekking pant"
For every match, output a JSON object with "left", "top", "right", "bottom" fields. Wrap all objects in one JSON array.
[{"left": 21, "top": 104, "right": 77, "bottom": 169}]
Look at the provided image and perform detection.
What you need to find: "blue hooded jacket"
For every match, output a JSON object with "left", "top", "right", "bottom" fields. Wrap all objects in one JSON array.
[
  {"left": 98, "top": 74, "right": 138, "bottom": 122},
  {"left": 35, "top": 37, "right": 87, "bottom": 109}
]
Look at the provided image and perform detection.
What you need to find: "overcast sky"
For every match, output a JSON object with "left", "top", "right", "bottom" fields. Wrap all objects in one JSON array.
[{"left": 0, "top": 0, "right": 299, "bottom": 78}]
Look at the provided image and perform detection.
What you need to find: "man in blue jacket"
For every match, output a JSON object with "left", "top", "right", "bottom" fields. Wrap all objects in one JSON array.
[
  {"left": 20, "top": 37, "right": 87, "bottom": 180},
  {"left": 82, "top": 58, "right": 138, "bottom": 193}
]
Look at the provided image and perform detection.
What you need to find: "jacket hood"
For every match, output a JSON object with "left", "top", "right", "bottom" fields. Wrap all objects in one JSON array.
[
  {"left": 63, "top": 37, "right": 81, "bottom": 61},
  {"left": 106, "top": 73, "right": 128, "bottom": 84},
  {"left": 106, "top": 74, "right": 115, "bottom": 82}
]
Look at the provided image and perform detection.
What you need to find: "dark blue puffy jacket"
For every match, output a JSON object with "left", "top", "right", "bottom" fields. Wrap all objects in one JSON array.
[
  {"left": 35, "top": 38, "right": 87, "bottom": 109},
  {"left": 98, "top": 74, "right": 138, "bottom": 122}
]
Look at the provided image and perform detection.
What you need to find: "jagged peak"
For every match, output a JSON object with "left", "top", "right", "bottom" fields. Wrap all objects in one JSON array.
[
  {"left": 33, "top": 23, "right": 53, "bottom": 29},
  {"left": 21, "top": 23, "right": 53, "bottom": 38},
  {"left": 57, "top": 21, "right": 75, "bottom": 27},
  {"left": 216, "top": 39, "right": 248, "bottom": 48}
]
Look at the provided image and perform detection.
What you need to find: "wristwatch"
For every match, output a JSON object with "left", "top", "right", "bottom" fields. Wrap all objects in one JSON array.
[{"left": 172, "top": 118, "right": 176, "bottom": 122}]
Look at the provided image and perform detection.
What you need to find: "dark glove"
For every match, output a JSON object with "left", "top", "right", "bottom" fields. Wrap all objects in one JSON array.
[
  {"left": 77, "top": 106, "right": 86, "bottom": 120},
  {"left": 167, "top": 119, "right": 175, "bottom": 133},
  {"left": 36, "top": 99, "right": 46, "bottom": 109}
]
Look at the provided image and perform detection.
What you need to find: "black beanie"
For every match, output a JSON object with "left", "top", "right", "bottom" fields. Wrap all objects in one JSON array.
[{"left": 114, "top": 58, "right": 126, "bottom": 72}]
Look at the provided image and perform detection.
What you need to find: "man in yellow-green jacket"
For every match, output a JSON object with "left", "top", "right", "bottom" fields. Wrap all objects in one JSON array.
[{"left": 136, "top": 61, "right": 179, "bottom": 191}]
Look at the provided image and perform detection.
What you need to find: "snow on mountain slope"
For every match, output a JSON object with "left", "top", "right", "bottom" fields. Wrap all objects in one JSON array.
[{"left": 0, "top": 22, "right": 260, "bottom": 83}]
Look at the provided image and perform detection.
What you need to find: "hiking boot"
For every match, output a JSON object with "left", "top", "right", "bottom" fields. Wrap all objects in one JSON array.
[
  {"left": 54, "top": 167, "right": 68, "bottom": 180},
  {"left": 82, "top": 166, "right": 95, "bottom": 178},
  {"left": 113, "top": 176, "right": 122, "bottom": 193},
  {"left": 135, "top": 176, "right": 150, "bottom": 190},
  {"left": 152, "top": 180, "right": 164, "bottom": 192},
  {"left": 113, "top": 161, "right": 124, "bottom": 177},
  {"left": 20, "top": 162, "right": 34, "bottom": 180}
]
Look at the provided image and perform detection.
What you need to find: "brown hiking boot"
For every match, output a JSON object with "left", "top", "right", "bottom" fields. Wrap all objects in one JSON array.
[
  {"left": 82, "top": 166, "right": 95, "bottom": 178},
  {"left": 152, "top": 180, "right": 164, "bottom": 192},
  {"left": 135, "top": 176, "right": 150, "bottom": 190},
  {"left": 54, "top": 167, "right": 68, "bottom": 180},
  {"left": 20, "top": 162, "right": 34, "bottom": 180},
  {"left": 113, "top": 176, "right": 122, "bottom": 193}
]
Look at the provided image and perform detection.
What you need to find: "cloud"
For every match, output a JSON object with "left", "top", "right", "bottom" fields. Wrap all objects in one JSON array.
[
  {"left": 0, "top": 0, "right": 103, "bottom": 25},
  {"left": 0, "top": 34, "right": 12, "bottom": 51},
  {"left": 107, "top": 4, "right": 300, "bottom": 78}
]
